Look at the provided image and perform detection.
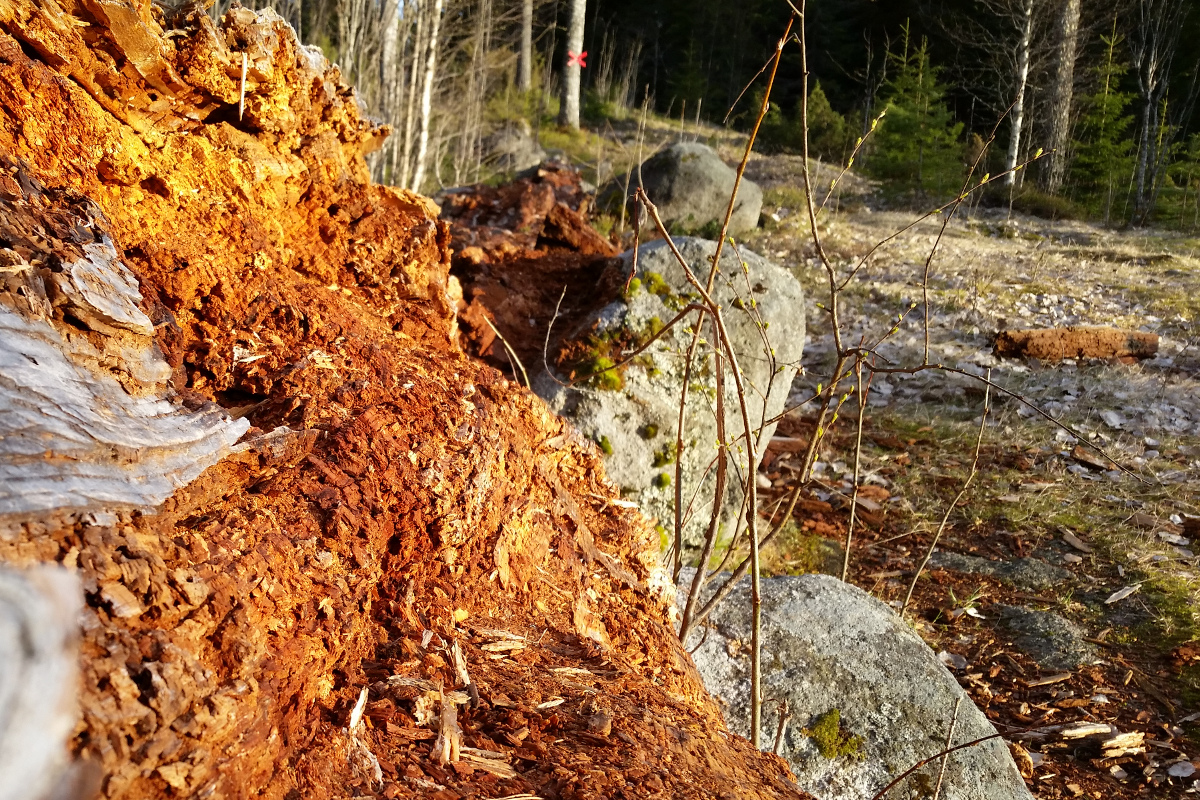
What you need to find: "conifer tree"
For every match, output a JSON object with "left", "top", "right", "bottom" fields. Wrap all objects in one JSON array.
[
  {"left": 804, "top": 81, "right": 851, "bottom": 165},
  {"left": 866, "top": 22, "right": 963, "bottom": 201},
  {"left": 1069, "top": 30, "right": 1135, "bottom": 225}
]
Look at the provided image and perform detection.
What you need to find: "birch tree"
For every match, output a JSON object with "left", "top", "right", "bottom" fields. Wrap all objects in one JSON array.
[
  {"left": 519, "top": 0, "right": 534, "bottom": 91},
  {"left": 1042, "top": 0, "right": 1080, "bottom": 194},
  {"left": 1004, "top": 0, "right": 1034, "bottom": 185},
  {"left": 928, "top": 0, "right": 1052, "bottom": 185},
  {"left": 559, "top": 0, "right": 586, "bottom": 129},
  {"left": 1129, "top": 0, "right": 1188, "bottom": 224},
  {"left": 400, "top": 0, "right": 427, "bottom": 190},
  {"left": 411, "top": 0, "right": 444, "bottom": 192}
]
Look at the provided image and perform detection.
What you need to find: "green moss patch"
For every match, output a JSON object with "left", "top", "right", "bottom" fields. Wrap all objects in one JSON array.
[{"left": 804, "top": 709, "right": 864, "bottom": 760}]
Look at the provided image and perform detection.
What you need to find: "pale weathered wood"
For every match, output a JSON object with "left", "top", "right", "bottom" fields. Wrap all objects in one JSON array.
[
  {"left": 0, "top": 565, "right": 81, "bottom": 800},
  {"left": 0, "top": 163, "right": 248, "bottom": 526}
]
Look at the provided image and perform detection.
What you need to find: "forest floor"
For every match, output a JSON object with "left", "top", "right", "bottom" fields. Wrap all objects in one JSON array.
[
  {"left": 737, "top": 152, "right": 1200, "bottom": 798},
  {"left": 482, "top": 118, "right": 1200, "bottom": 795}
]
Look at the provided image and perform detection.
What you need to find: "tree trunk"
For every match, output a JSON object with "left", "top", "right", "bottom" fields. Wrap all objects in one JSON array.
[
  {"left": 1043, "top": 0, "right": 1080, "bottom": 194},
  {"left": 559, "top": 0, "right": 585, "bottom": 129},
  {"left": 1004, "top": 0, "right": 1033, "bottom": 186},
  {"left": 400, "top": 0, "right": 425, "bottom": 191},
  {"left": 1130, "top": 0, "right": 1188, "bottom": 224},
  {"left": 518, "top": 0, "right": 533, "bottom": 91},
  {"left": 1133, "top": 97, "right": 1155, "bottom": 223},
  {"left": 372, "top": 0, "right": 403, "bottom": 184},
  {"left": 411, "top": 0, "right": 442, "bottom": 193}
]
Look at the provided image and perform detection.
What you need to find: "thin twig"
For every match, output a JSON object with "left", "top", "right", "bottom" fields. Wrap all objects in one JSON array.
[
  {"left": 709, "top": 16, "right": 794, "bottom": 293},
  {"left": 772, "top": 699, "right": 792, "bottom": 756},
  {"left": 841, "top": 358, "right": 867, "bottom": 581},
  {"left": 639, "top": 191, "right": 764, "bottom": 748},
  {"left": 681, "top": 317, "right": 730, "bottom": 638},
  {"left": 932, "top": 697, "right": 963, "bottom": 800},
  {"left": 868, "top": 727, "right": 1032, "bottom": 800},
  {"left": 482, "top": 316, "right": 529, "bottom": 388},
  {"left": 541, "top": 286, "right": 568, "bottom": 385},
  {"left": 902, "top": 372, "right": 991, "bottom": 616},
  {"left": 670, "top": 18, "right": 791, "bottom": 669}
]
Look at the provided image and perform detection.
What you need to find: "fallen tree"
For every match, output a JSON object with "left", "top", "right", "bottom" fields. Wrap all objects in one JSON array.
[{"left": 0, "top": 2, "right": 807, "bottom": 799}]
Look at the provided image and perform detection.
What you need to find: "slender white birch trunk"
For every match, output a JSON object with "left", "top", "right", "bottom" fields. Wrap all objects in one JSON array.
[
  {"left": 519, "top": 0, "right": 533, "bottom": 91},
  {"left": 411, "top": 0, "right": 442, "bottom": 193},
  {"left": 401, "top": 0, "right": 427, "bottom": 190},
  {"left": 559, "top": 0, "right": 585, "bottom": 129},
  {"left": 1004, "top": 0, "right": 1033, "bottom": 186}
]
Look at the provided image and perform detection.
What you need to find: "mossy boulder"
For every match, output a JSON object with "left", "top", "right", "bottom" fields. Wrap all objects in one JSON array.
[
  {"left": 679, "top": 571, "right": 1035, "bottom": 800},
  {"left": 535, "top": 238, "right": 805, "bottom": 553}
]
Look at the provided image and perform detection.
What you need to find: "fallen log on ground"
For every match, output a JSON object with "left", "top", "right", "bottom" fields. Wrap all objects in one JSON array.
[{"left": 994, "top": 327, "right": 1159, "bottom": 362}]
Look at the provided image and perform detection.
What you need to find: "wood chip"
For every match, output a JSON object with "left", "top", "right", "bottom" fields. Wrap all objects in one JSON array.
[
  {"left": 1058, "top": 722, "right": 1115, "bottom": 739},
  {"left": 100, "top": 582, "right": 144, "bottom": 618},
  {"left": 1072, "top": 445, "right": 1114, "bottom": 471},
  {"left": 472, "top": 627, "right": 525, "bottom": 642},
  {"left": 348, "top": 687, "right": 368, "bottom": 732},
  {"left": 536, "top": 698, "right": 565, "bottom": 709},
  {"left": 432, "top": 694, "right": 462, "bottom": 765},
  {"left": 768, "top": 436, "right": 808, "bottom": 453},
  {"left": 1130, "top": 512, "right": 1160, "bottom": 529},
  {"left": 480, "top": 641, "right": 526, "bottom": 652},
  {"left": 550, "top": 666, "right": 595, "bottom": 677},
  {"left": 386, "top": 675, "right": 440, "bottom": 692},
  {"left": 1104, "top": 585, "right": 1140, "bottom": 604},
  {"left": 1061, "top": 531, "right": 1092, "bottom": 553},
  {"left": 451, "top": 641, "right": 471, "bottom": 686},
  {"left": 1026, "top": 673, "right": 1072, "bottom": 688}
]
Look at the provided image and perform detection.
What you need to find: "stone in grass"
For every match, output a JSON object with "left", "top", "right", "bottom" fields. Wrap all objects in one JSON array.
[
  {"left": 599, "top": 142, "right": 764, "bottom": 236},
  {"left": 680, "top": 570, "right": 1034, "bottom": 800},
  {"left": 929, "top": 550, "right": 1071, "bottom": 592},
  {"left": 995, "top": 605, "right": 1097, "bottom": 671},
  {"left": 536, "top": 238, "right": 804, "bottom": 553}
]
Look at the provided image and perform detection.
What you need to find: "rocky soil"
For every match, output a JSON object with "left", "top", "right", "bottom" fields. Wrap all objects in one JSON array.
[
  {"left": 0, "top": 4, "right": 807, "bottom": 800},
  {"left": 738, "top": 151, "right": 1200, "bottom": 798}
]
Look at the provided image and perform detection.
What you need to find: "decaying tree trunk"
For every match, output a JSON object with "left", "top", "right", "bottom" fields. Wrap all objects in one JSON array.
[
  {"left": 0, "top": 161, "right": 248, "bottom": 518},
  {"left": 1042, "top": 0, "right": 1080, "bottom": 194},
  {"left": 559, "top": 0, "right": 586, "bottom": 129}
]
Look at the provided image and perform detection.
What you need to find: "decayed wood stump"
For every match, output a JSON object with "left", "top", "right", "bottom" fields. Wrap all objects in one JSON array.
[
  {"left": 0, "top": 4, "right": 812, "bottom": 799},
  {"left": 994, "top": 327, "right": 1159, "bottom": 362},
  {"left": 0, "top": 161, "right": 247, "bottom": 797}
]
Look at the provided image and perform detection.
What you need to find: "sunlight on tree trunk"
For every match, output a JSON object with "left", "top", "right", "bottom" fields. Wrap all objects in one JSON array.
[
  {"left": 1043, "top": 0, "right": 1079, "bottom": 194},
  {"left": 1004, "top": 0, "right": 1033, "bottom": 186},
  {"left": 559, "top": 0, "right": 585, "bottom": 129},
  {"left": 412, "top": 0, "right": 443, "bottom": 192},
  {"left": 519, "top": 0, "right": 533, "bottom": 91}
]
